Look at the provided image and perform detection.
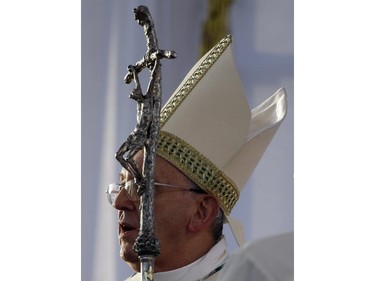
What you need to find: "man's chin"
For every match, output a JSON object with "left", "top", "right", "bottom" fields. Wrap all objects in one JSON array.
[{"left": 119, "top": 239, "right": 139, "bottom": 265}]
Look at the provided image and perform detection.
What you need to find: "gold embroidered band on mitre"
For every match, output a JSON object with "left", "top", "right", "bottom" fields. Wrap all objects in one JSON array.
[
  {"left": 157, "top": 130, "right": 240, "bottom": 215},
  {"left": 160, "top": 34, "right": 232, "bottom": 127}
]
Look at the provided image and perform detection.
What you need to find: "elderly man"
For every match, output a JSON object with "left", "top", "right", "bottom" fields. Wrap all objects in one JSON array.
[
  {"left": 114, "top": 153, "right": 226, "bottom": 280},
  {"left": 106, "top": 35, "right": 287, "bottom": 281}
]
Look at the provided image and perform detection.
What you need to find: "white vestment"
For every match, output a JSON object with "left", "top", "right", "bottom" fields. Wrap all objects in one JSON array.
[
  {"left": 125, "top": 237, "right": 229, "bottom": 281},
  {"left": 218, "top": 232, "right": 294, "bottom": 281}
]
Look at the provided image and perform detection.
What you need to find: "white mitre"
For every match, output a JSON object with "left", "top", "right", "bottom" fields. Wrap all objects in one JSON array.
[{"left": 157, "top": 35, "right": 287, "bottom": 243}]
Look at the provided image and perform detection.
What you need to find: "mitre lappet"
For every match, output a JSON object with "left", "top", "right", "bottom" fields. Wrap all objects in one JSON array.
[{"left": 156, "top": 34, "right": 287, "bottom": 245}]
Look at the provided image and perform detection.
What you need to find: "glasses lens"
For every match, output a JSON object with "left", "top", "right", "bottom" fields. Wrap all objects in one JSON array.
[
  {"left": 124, "top": 180, "right": 139, "bottom": 201},
  {"left": 106, "top": 183, "right": 120, "bottom": 205}
]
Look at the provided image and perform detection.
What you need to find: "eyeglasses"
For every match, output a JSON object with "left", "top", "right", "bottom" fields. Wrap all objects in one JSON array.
[{"left": 106, "top": 179, "right": 204, "bottom": 205}]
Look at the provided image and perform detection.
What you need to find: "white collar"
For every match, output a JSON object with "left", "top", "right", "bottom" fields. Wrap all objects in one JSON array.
[{"left": 127, "top": 237, "right": 228, "bottom": 281}]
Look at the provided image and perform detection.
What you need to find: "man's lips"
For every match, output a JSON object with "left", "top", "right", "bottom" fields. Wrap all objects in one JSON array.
[{"left": 119, "top": 222, "right": 140, "bottom": 238}]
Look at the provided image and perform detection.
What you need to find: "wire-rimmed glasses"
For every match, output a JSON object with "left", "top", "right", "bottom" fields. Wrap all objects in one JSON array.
[{"left": 106, "top": 179, "right": 204, "bottom": 205}]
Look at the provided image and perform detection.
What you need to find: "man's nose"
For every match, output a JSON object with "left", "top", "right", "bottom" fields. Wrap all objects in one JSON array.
[{"left": 113, "top": 188, "right": 136, "bottom": 211}]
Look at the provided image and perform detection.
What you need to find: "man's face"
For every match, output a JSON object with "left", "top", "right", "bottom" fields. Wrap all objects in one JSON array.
[{"left": 114, "top": 151, "right": 197, "bottom": 271}]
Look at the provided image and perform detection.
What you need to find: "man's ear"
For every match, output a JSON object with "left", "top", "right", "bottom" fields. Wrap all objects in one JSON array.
[{"left": 188, "top": 195, "right": 220, "bottom": 233}]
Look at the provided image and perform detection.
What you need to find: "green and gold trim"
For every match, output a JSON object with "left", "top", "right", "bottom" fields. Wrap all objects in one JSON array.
[
  {"left": 160, "top": 35, "right": 232, "bottom": 128},
  {"left": 157, "top": 130, "right": 239, "bottom": 215}
]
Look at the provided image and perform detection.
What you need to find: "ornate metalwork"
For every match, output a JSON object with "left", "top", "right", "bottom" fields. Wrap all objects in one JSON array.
[{"left": 115, "top": 5, "right": 176, "bottom": 281}]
